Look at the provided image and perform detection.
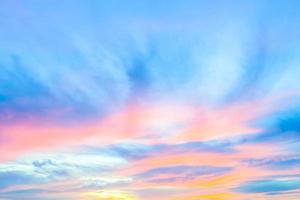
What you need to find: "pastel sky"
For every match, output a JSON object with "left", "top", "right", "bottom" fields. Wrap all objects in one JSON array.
[{"left": 1, "top": 0, "right": 300, "bottom": 199}]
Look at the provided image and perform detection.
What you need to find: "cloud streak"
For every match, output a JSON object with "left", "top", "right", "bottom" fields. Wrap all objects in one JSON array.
[{"left": 1, "top": 0, "right": 300, "bottom": 199}]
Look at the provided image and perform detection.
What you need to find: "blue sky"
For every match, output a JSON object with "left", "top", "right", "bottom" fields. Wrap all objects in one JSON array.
[{"left": 1, "top": 0, "right": 300, "bottom": 199}]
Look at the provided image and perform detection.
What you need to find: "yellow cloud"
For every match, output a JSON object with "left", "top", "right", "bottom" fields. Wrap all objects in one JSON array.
[
  {"left": 199, "top": 193, "right": 239, "bottom": 200},
  {"left": 174, "top": 193, "right": 240, "bottom": 200},
  {"left": 81, "top": 190, "right": 137, "bottom": 200}
]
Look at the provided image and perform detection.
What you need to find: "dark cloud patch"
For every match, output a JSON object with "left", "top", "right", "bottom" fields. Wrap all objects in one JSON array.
[
  {"left": 243, "top": 155, "right": 300, "bottom": 170},
  {"left": 135, "top": 165, "right": 232, "bottom": 183},
  {"left": 32, "top": 159, "right": 55, "bottom": 168}
]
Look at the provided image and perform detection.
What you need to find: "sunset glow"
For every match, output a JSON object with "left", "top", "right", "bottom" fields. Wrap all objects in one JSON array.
[{"left": 1, "top": 0, "right": 300, "bottom": 199}]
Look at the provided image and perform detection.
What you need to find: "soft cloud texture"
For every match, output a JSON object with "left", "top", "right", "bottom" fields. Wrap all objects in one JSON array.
[{"left": 1, "top": 0, "right": 300, "bottom": 199}]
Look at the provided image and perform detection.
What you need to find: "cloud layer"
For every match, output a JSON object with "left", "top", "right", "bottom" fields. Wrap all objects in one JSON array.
[{"left": 1, "top": 0, "right": 300, "bottom": 199}]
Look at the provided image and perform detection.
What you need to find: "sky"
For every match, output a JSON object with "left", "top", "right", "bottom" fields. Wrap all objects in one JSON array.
[{"left": 1, "top": 0, "right": 300, "bottom": 199}]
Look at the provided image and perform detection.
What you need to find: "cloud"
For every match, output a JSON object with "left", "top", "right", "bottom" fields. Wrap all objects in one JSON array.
[
  {"left": 0, "top": 189, "right": 50, "bottom": 200},
  {"left": 173, "top": 193, "right": 240, "bottom": 200},
  {"left": 242, "top": 110, "right": 300, "bottom": 145},
  {"left": 243, "top": 155, "right": 300, "bottom": 169},
  {"left": 1, "top": 0, "right": 300, "bottom": 199},
  {"left": 236, "top": 179, "right": 300, "bottom": 194},
  {"left": 0, "top": 171, "right": 39, "bottom": 189},
  {"left": 135, "top": 165, "right": 232, "bottom": 184},
  {"left": 82, "top": 190, "right": 137, "bottom": 200},
  {"left": 0, "top": 149, "right": 127, "bottom": 192}
]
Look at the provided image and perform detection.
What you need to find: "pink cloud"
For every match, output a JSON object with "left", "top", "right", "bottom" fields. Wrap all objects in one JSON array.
[{"left": 0, "top": 92, "right": 292, "bottom": 161}]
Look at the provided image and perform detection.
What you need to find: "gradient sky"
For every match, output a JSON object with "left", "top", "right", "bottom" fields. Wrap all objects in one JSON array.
[{"left": 1, "top": 0, "right": 300, "bottom": 200}]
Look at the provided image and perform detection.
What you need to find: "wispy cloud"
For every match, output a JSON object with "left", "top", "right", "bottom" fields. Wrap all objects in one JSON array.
[{"left": 1, "top": 0, "right": 300, "bottom": 199}]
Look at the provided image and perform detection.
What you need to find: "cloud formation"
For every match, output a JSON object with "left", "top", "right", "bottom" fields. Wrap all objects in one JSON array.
[{"left": 1, "top": 0, "right": 300, "bottom": 199}]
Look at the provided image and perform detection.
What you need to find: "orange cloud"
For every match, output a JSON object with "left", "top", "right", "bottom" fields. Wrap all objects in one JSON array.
[{"left": 173, "top": 193, "right": 241, "bottom": 200}]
